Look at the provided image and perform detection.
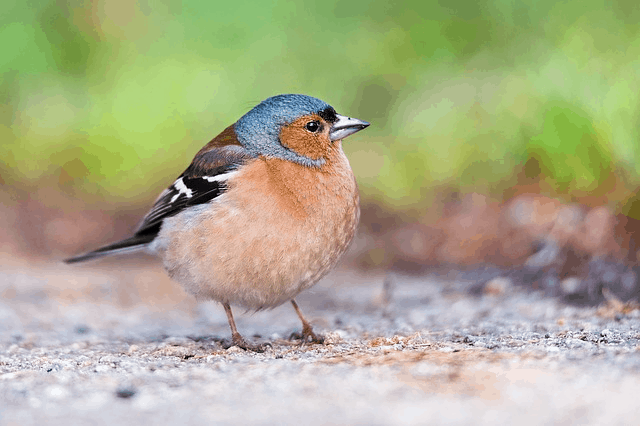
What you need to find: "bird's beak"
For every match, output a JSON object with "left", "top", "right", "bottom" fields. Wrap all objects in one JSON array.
[{"left": 329, "top": 114, "right": 370, "bottom": 141}]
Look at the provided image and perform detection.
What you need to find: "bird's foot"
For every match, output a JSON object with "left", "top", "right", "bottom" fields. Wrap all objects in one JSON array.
[
  {"left": 290, "top": 324, "right": 325, "bottom": 345},
  {"left": 222, "top": 332, "right": 270, "bottom": 353}
]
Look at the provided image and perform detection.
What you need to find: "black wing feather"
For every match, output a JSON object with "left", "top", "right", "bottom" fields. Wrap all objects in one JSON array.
[
  {"left": 135, "top": 145, "right": 253, "bottom": 234},
  {"left": 134, "top": 174, "right": 227, "bottom": 234},
  {"left": 64, "top": 144, "right": 254, "bottom": 264}
]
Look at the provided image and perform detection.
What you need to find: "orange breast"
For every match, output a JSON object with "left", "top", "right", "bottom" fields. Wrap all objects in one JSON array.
[{"left": 156, "top": 143, "right": 359, "bottom": 310}]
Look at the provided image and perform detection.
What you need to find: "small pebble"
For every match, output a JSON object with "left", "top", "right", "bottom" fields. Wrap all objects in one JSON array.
[
  {"left": 561, "top": 278, "right": 581, "bottom": 295},
  {"left": 226, "top": 346, "right": 244, "bottom": 354},
  {"left": 116, "top": 387, "right": 136, "bottom": 399},
  {"left": 75, "top": 325, "right": 90, "bottom": 334},
  {"left": 484, "top": 277, "right": 511, "bottom": 296}
]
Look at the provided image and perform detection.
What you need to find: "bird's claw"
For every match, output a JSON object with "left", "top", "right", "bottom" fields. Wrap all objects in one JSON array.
[
  {"left": 290, "top": 325, "right": 325, "bottom": 345},
  {"left": 222, "top": 333, "right": 271, "bottom": 353}
]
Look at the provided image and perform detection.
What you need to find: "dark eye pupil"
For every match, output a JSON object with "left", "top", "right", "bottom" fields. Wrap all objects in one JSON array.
[{"left": 305, "top": 121, "right": 320, "bottom": 132}]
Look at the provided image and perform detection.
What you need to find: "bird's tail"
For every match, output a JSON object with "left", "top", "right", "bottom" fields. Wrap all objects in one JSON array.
[{"left": 64, "top": 233, "right": 156, "bottom": 264}]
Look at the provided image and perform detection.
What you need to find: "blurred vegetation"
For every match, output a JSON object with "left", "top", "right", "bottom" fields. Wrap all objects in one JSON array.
[{"left": 3, "top": 0, "right": 640, "bottom": 215}]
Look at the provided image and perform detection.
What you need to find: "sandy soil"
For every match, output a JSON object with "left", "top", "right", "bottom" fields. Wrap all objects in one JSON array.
[{"left": 1, "top": 254, "right": 640, "bottom": 425}]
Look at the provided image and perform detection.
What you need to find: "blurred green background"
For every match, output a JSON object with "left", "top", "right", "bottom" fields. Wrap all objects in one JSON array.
[{"left": 3, "top": 0, "right": 640, "bottom": 214}]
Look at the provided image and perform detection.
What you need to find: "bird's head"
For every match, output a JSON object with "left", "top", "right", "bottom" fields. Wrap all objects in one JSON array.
[{"left": 234, "top": 94, "right": 369, "bottom": 167}]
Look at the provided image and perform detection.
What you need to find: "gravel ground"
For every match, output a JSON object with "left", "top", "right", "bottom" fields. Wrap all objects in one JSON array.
[{"left": 1, "top": 255, "right": 640, "bottom": 425}]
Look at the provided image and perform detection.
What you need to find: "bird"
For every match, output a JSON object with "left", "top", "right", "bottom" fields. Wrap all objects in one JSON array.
[{"left": 66, "top": 94, "right": 369, "bottom": 351}]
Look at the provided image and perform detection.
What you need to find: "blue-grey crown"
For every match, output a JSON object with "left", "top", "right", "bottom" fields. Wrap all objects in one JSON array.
[{"left": 234, "top": 94, "right": 333, "bottom": 167}]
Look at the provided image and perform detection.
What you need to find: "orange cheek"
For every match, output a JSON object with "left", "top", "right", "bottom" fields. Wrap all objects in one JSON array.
[{"left": 279, "top": 116, "right": 330, "bottom": 160}]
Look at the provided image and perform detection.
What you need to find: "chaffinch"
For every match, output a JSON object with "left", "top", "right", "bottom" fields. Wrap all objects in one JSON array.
[{"left": 66, "top": 94, "right": 369, "bottom": 351}]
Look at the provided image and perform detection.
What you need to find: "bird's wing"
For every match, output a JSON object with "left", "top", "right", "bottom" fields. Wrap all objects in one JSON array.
[
  {"left": 136, "top": 144, "right": 254, "bottom": 235},
  {"left": 64, "top": 143, "right": 254, "bottom": 264}
]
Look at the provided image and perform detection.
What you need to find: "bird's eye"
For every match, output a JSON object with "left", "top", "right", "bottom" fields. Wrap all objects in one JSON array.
[{"left": 305, "top": 121, "right": 320, "bottom": 133}]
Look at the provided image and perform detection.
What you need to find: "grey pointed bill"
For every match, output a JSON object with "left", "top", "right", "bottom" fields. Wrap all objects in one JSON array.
[{"left": 329, "top": 114, "right": 370, "bottom": 141}]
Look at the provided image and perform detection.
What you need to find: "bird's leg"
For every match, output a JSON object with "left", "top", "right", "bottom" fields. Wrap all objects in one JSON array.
[
  {"left": 290, "top": 299, "right": 325, "bottom": 344},
  {"left": 222, "top": 303, "right": 267, "bottom": 352}
]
